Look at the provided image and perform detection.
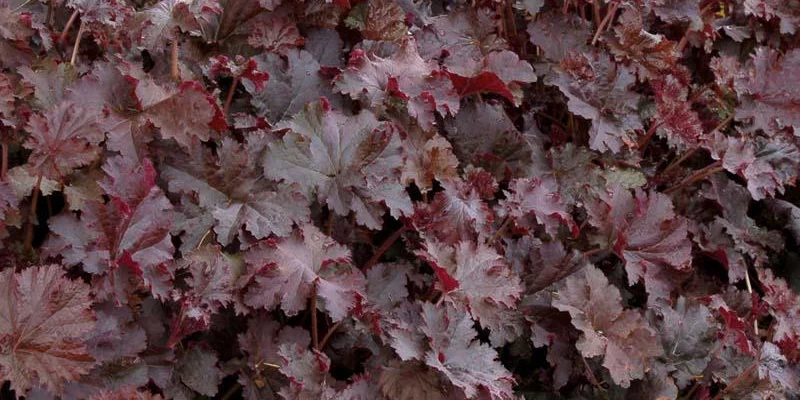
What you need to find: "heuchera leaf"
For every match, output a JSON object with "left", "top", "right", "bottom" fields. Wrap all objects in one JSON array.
[
  {"left": 416, "top": 238, "right": 524, "bottom": 346},
  {"left": 419, "top": 303, "right": 516, "bottom": 399},
  {"left": 553, "top": 264, "right": 663, "bottom": 387},
  {"left": 415, "top": 9, "right": 534, "bottom": 104},
  {"left": 502, "top": 176, "right": 578, "bottom": 238},
  {"left": 334, "top": 39, "right": 459, "bottom": 121},
  {"left": 265, "top": 99, "right": 412, "bottom": 229},
  {"left": 246, "top": 49, "right": 331, "bottom": 124},
  {"left": 0, "top": 265, "right": 96, "bottom": 395},
  {"left": 277, "top": 343, "right": 333, "bottom": 399},
  {"left": 650, "top": 74, "right": 704, "bottom": 149},
  {"left": 549, "top": 51, "right": 643, "bottom": 153},
  {"left": 42, "top": 156, "right": 173, "bottom": 303},
  {"left": 243, "top": 224, "right": 363, "bottom": 321},
  {"left": 23, "top": 101, "right": 106, "bottom": 179},
  {"left": 723, "top": 48, "right": 800, "bottom": 135},
  {"left": 586, "top": 186, "right": 692, "bottom": 300},
  {"left": 162, "top": 133, "right": 309, "bottom": 249}
]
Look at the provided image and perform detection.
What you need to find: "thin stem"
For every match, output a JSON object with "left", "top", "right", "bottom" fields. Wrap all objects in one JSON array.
[
  {"left": 23, "top": 174, "right": 42, "bottom": 253},
  {"left": 661, "top": 148, "right": 698, "bottom": 176},
  {"left": 11, "top": 0, "right": 34, "bottom": 12},
  {"left": 325, "top": 211, "right": 334, "bottom": 236},
  {"left": 220, "top": 383, "right": 242, "bottom": 400},
  {"left": 319, "top": 319, "right": 343, "bottom": 350},
  {"left": 592, "top": 0, "right": 601, "bottom": 26},
  {"left": 591, "top": 1, "right": 619, "bottom": 45},
  {"left": 684, "top": 380, "right": 701, "bottom": 399},
  {"left": 661, "top": 115, "right": 733, "bottom": 177},
  {"left": 676, "top": 3, "right": 714, "bottom": 53},
  {"left": 663, "top": 161, "right": 724, "bottom": 195},
  {"left": 688, "top": 82, "right": 713, "bottom": 103},
  {"left": 710, "top": 363, "right": 756, "bottom": 400},
  {"left": 70, "top": 20, "right": 85, "bottom": 66},
  {"left": 363, "top": 225, "right": 407, "bottom": 271},
  {"left": 196, "top": 228, "right": 212, "bottom": 249},
  {"left": 171, "top": 39, "right": 180, "bottom": 81},
  {"left": 1, "top": 143, "right": 8, "bottom": 180},
  {"left": 310, "top": 283, "right": 319, "bottom": 349},
  {"left": 59, "top": 9, "right": 80, "bottom": 43},
  {"left": 637, "top": 121, "right": 663, "bottom": 150},
  {"left": 582, "top": 247, "right": 606, "bottom": 258},
  {"left": 46, "top": 0, "right": 55, "bottom": 26},
  {"left": 581, "top": 356, "right": 602, "bottom": 389},
  {"left": 487, "top": 217, "right": 511, "bottom": 245},
  {"left": 223, "top": 76, "right": 240, "bottom": 117},
  {"left": 744, "top": 269, "right": 758, "bottom": 334}
]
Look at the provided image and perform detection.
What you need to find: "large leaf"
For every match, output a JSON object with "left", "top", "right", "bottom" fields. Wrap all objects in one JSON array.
[{"left": 0, "top": 265, "right": 96, "bottom": 394}]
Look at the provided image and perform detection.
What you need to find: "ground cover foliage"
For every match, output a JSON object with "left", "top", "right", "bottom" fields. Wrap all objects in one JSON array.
[{"left": 1, "top": 0, "right": 800, "bottom": 398}]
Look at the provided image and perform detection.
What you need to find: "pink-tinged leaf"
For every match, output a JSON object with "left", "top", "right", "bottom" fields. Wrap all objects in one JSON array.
[
  {"left": 134, "top": 0, "right": 221, "bottom": 52},
  {"left": 378, "top": 360, "right": 452, "bottom": 400},
  {"left": 85, "top": 301, "right": 147, "bottom": 363},
  {"left": 165, "top": 346, "right": 222, "bottom": 398},
  {"left": 42, "top": 157, "right": 173, "bottom": 303},
  {"left": 277, "top": 343, "right": 333, "bottom": 399},
  {"left": 723, "top": 48, "right": 800, "bottom": 134},
  {"left": 344, "top": 0, "right": 407, "bottom": 41},
  {"left": 717, "top": 307, "right": 754, "bottom": 355},
  {"left": 239, "top": 313, "right": 310, "bottom": 370},
  {"left": 505, "top": 237, "right": 584, "bottom": 295},
  {"left": 204, "top": 56, "right": 269, "bottom": 92},
  {"left": 443, "top": 100, "right": 534, "bottom": 179},
  {"left": 415, "top": 9, "right": 532, "bottom": 104},
  {"left": 0, "top": 72, "right": 15, "bottom": 126},
  {"left": 415, "top": 8, "right": 504, "bottom": 78},
  {"left": 246, "top": 50, "right": 332, "bottom": 124},
  {"left": 247, "top": 15, "right": 303, "bottom": 54},
  {"left": 334, "top": 39, "right": 459, "bottom": 120},
  {"left": 23, "top": 101, "right": 106, "bottom": 179},
  {"left": 527, "top": 12, "right": 592, "bottom": 63},
  {"left": 646, "top": 0, "right": 703, "bottom": 27},
  {"left": 0, "top": 265, "right": 96, "bottom": 395},
  {"left": 161, "top": 134, "right": 310, "bottom": 250},
  {"left": 743, "top": 0, "right": 800, "bottom": 34},
  {"left": 420, "top": 303, "right": 516, "bottom": 399},
  {"left": 709, "top": 132, "right": 800, "bottom": 200},
  {"left": 417, "top": 239, "right": 524, "bottom": 346},
  {"left": 243, "top": 224, "right": 363, "bottom": 321},
  {"left": 87, "top": 387, "right": 166, "bottom": 400},
  {"left": 400, "top": 126, "right": 459, "bottom": 192},
  {"left": 503, "top": 176, "right": 578, "bottom": 238},
  {"left": 758, "top": 268, "right": 800, "bottom": 346},
  {"left": 553, "top": 264, "right": 663, "bottom": 387},
  {"left": 651, "top": 74, "right": 704, "bottom": 149},
  {"left": 649, "top": 297, "right": 717, "bottom": 388},
  {"left": 167, "top": 247, "right": 236, "bottom": 342},
  {"left": 619, "top": 190, "right": 693, "bottom": 300},
  {"left": 266, "top": 100, "right": 412, "bottom": 229},
  {"left": 587, "top": 187, "right": 692, "bottom": 300},
  {"left": 699, "top": 175, "right": 784, "bottom": 271},
  {"left": 67, "top": 0, "right": 134, "bottom": 29},
  {"left": 549, "top": 52, "right": 642, "bottom": 153},
  {"left": 365, "top": 262, "right": 412, "bottom": 310},
  {"left": 606, "top": 7, "right": 678, "bottom": 80},
  {"left": 485, "top": 50, "right": 536, "bottom": 84},
  {"left": 446, "top": 71, "right": 516, "bottom": 104},
  {"left": 146, "top": 81, "right": 227, "bottom": 148},
  {"left": 412, "top": 177, "right": 493, "bottom": 244}
]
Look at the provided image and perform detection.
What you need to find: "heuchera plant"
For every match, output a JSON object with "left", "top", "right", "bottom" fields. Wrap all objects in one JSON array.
[{"left": 2, "top": 0, "right": 800, "bottom": 398}]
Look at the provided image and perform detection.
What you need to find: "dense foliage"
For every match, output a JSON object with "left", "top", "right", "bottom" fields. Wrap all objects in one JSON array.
[{"left": 1, "top": 0, "right": 800, "bottom": 398}]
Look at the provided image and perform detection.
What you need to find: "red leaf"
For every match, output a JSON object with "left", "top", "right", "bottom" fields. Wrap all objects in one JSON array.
[{"left": 0, "top": 265, "right": 96, "bottom": 394}]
